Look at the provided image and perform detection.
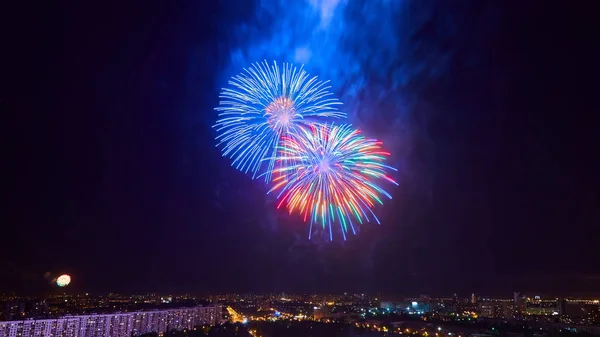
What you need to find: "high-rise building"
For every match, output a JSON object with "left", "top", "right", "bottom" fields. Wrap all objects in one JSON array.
[
  {"left": 0, "top": 305, "right": 221, "bottom": 337},
  {"left": 525, "top": 298, "right": 558, "bottom": 315},
  {"left": 471, "top": 293, "right": 477, "bottom": 304},
  {"left": 561, "top": 299, "right": 600, "bottom": 325},
  {"left": 513, "top": 292, "right": 526, "bottom": 314},
  {"left": 478, "top": 303, "right": 498, "bottom": 318}
]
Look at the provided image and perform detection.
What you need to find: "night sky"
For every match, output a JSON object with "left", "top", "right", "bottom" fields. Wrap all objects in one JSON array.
[{"left": 2, "top": 1, "right": 598, "bottom": 296}]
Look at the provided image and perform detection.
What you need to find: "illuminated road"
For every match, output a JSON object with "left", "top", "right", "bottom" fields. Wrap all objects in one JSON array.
[{"left": 226, "top": 306, "right": 246, "bottom": 323}]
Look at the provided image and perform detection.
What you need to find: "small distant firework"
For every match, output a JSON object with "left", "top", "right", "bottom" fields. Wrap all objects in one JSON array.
[
  {"left": 56, "top": 274, "right": 71, "bottom": 287},
  {"left": 214, "top": 60, "right": 344, "bottom": 180},
  {"left": 268, "top": 124, "right": 398, "bottom": 240}
]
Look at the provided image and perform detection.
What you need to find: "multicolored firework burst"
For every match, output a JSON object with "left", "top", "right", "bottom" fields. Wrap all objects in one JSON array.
[
  {"left": 268, "top": 124, "right": 398, "bottom": 240},
  {"left": 214, "top": 61, "right": 345, "bottom": 180}
]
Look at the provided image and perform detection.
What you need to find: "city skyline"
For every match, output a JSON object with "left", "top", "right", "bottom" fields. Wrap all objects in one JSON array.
[
  {"left": 4, "top": 292, "right": 600, "bottom": 336},
  {"left": 6, "top": 292, "right": 600, "bottom": 301}
]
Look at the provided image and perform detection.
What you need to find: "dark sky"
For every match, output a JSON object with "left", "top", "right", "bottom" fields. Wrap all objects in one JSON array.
[{"left": 2, "top": 1, "right": 598, "bottom": 296}]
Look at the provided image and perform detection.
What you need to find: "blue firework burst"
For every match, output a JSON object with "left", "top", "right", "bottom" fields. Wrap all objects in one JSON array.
[{"left": 214, "top": 60, "right": 345, "bottom": 180}]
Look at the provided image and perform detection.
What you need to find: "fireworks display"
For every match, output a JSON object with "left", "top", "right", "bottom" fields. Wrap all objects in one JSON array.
[
  {"left": 268, "top": 124, "right": 398, "bottom": 240},
  {"left": 214, "top": 61, "right": 397, "bottom": 240},
  {"left": 56, "top": 274, "right": 71, "bottom": 287},
  {"left": 214, "top": 61, "right": 344, "bottom": 180}
]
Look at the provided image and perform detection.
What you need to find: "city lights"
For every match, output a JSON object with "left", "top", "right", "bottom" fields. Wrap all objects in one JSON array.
[{"left": 2, "top": 292, "right": 600, "bottom": 337}]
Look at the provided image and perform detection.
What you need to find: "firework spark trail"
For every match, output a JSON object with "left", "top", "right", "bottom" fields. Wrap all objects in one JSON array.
[
  {"left": 214, "top": 60, "right": 345, "bottom": 181},
  {"left": 268, "top": 124, "right": 398, "bottom": 241}
]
